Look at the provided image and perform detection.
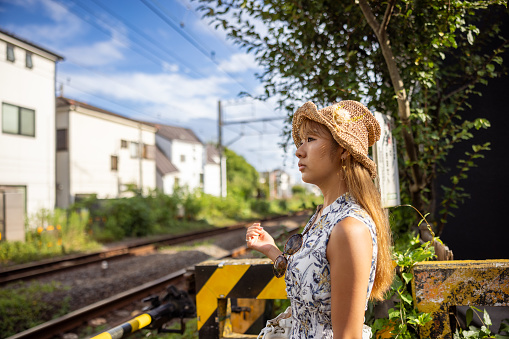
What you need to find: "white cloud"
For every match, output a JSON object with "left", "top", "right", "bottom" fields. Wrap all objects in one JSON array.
[
  {"left": 218, "top": 53, "right": 259, "bottom": 73},
  {"left": 162, "top": 62, "right": 179, "bottom": 73},
  {"left": 7, "top": 0, "right": 84, "bottom": 43},
  {"left": 63, "top": 39, "right": 125, "bottom": 67},
  {"left": 60, "top": 70, "right": 232, "bottom": 120}
]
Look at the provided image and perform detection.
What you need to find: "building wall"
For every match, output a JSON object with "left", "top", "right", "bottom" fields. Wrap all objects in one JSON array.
[
  {"left": 157, "top": 170, "right": 177, "bottom": 195},
  {"left": 204, "top": 162, "right": 220, "bottom": 196},
  {"left": 170, "top": 140, "right": 203, "bottom": 192},
  {"left": 0, "top": 34, "right": 58, "bottom": 221},
  {"left": 55, "top": 104, "right": 156, "bottom": 208}
]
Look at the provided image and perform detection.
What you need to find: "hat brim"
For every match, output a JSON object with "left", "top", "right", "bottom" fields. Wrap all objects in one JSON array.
[{"left": 291, "top": 101, "right": 378, "bottom": 179}]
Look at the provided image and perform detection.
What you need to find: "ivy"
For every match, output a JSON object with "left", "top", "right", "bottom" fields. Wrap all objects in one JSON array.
[{"left": 195, "top": 0, "right": 508, "bottom": 237}]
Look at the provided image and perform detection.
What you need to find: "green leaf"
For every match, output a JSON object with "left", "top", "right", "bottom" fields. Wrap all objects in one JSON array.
[
  {"left": 400, "top": 291, "right": 413, "bottom": 305},
  {"left": 388, "top": 308, "right": 400, "bottom": 320},
  {"left": 467, "top": 31, "right": 475, "bottom": 45},
  {"left": 466, "top": 307, "right": 473, "bottom": 327},
  {"left": 402, "top": 272, "right": 413, "bottom": 284},
  {"left": 483, "top": 309, "right": 492, "bottom": 326}
]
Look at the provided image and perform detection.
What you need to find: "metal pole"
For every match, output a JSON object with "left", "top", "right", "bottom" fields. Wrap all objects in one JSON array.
[
  {"left": 218, "top": 100, "right": 224, "bottom": 198},
  {"left": 139, "top": 123, "right": 143, "bottom": 194}
]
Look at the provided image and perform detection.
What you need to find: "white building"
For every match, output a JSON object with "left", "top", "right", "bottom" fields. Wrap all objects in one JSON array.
[
  {"left": 203, "top": 144, "right": 224, "bottom": 197},
  {"left": 261, "top": 169, "right": 295, "bottom": 199},
  {"left": 55, "top": 97, "right": 157, "bottom": 208},
  {"left": 155, "top": 124, "right": 204, "bottom": 195},
  {"left": 0, "top": 29, "right": 63, "bottom": 238},
  {"left": 155, "top": 146, "right": 179, "bottom": 195}
]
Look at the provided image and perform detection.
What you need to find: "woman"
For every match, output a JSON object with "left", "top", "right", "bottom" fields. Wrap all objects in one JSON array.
[{"left": 247, "top": 100, "right": 394, "bottom": 339}]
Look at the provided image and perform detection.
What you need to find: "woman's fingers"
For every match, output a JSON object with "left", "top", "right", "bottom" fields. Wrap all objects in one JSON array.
[{"left": 246, "top": 222, "right": 262, "bottom": 245}]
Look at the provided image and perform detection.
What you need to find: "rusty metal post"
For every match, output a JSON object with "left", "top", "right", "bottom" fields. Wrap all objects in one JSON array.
[{"left": 412, "top": 260, "right": 509, "bottom": 338}]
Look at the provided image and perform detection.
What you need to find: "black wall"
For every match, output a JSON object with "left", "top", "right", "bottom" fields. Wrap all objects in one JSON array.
[{"left": 439, "top": 10, "right": 509, "bottom": 259}]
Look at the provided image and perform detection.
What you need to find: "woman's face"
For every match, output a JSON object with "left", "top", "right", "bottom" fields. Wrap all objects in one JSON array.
[{"left": 295, "top": 121, "right": 341, "bottom": 186}]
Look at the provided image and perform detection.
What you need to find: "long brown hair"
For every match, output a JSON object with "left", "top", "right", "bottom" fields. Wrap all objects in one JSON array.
[
  {"left": 300, "top": 118, "right": 394, "bottom": 301},
  {"left": 343, "top": 155, "right": 394, "bottom": 300}
]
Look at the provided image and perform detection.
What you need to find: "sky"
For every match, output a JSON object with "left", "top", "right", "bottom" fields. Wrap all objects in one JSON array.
[{"left": 0, "top": 0, "right": 303, "bottom": 183}]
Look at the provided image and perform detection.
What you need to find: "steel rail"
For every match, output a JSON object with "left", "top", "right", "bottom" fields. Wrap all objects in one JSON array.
[
  {"left": 0, "top": 213, "right": 297, "bottom": 285},
  {"left": 5, "top": 212, "right": 309, "bottom": 339},
  {"left": 6, "top": 269, "right": 188, "bottom": 339},
  {"left": 6, "top": 244, "right": 253, "bottom": 339}
]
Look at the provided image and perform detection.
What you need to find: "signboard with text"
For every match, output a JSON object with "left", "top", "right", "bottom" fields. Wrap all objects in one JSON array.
[{"left": 373, "top": 112, "right": 401, "bottom": 208}]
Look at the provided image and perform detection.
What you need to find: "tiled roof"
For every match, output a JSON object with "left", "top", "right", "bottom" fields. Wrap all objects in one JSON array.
[
  {"left": 156, "top": 147, "right": 178, "bottom": 175},
  {"left": 206, "top": 144, "right": 221, "bottom": 164},
  {"left": 155, "top": 124, "right": 202, "bottom": 144},
  {"left": 57, "top": 97, "right": 153, "bottom": 127},
  {"left": 0, "top": 28, "right": 64, "bottom": 60}
]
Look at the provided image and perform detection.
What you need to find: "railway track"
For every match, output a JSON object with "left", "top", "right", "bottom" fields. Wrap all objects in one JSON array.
[
  {"left": 0, "top": 212, "right": 307, "bottom": 286},
  {"left": 4, "top": 212, "right": 310, "bottom": 339}
]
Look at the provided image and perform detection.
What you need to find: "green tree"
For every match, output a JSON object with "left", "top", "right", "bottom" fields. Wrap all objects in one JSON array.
[
  {"left": 196, "top": 0, "right": 508, "bottom": 236},
  {"left": 225, "top": 147, "right": 259, "bottom": 200}
]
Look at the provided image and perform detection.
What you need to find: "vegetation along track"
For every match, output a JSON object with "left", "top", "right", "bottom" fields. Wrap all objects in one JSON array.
[
  {"left": 4, "top": 211, "right": 311, "bottom": 339},
  {"left": 0, "top": 212, "right": 309, "bottom": 286}
]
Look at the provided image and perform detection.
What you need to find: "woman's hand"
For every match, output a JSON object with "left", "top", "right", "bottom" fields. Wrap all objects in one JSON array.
[{"left": 246, "top": 223, "right": 280, "bottom": 260}]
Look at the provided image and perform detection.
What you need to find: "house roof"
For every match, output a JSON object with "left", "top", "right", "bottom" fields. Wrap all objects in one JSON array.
[
  {"left": 57, "top": 97, "right": 154, "bottom": 128},
  {"left": 206, "top": 144, "right": 221, "bottom": 164},
  {"left": 156, "top": 147, "right": 179, "bottom": 175},
  {"left": 0, "top": 28, "right": 64, "bottom": 61},
  {"left": 155, "top": 124, "right": 202, "bottom": 144}
]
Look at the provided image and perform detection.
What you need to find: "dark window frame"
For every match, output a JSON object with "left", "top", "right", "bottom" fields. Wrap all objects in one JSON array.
[
  {"left": 56, "top": 129, "right": 68, "bottom": 151},
  {"left": 25, "top": 52, "right": 33, "bottom": 69},
  {"left": 2, "top": 102, "right": 35, "bottom": 137},
  {"left": 111, "top": 155, "right": 118, "bottom": 171},
  {"left": 6, "top": 44, "right": 15, "bottom": 62}
]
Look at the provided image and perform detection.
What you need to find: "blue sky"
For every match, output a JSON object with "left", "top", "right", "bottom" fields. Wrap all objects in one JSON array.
[{"left": 0, "top": 0, "right": 302, "bottom": 182}]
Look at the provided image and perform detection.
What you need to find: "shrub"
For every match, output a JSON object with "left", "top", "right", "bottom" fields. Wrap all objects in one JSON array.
[{"left": 0, "top": 281, "right": 70, "bottom": 337}]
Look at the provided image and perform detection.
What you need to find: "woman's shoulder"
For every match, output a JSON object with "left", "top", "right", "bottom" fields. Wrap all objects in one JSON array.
[{"left": 331, "top": 216, "right": 371, "bottom": 240}]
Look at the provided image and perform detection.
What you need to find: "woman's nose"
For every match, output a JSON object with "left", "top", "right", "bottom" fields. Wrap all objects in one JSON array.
[{"left": 295, "top": 144, "right": 304, "bottom": 158}]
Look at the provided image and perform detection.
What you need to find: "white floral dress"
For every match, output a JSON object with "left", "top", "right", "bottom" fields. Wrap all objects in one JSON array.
[{"left": 285, "top": 193, "right": 377, "bottom": 338}]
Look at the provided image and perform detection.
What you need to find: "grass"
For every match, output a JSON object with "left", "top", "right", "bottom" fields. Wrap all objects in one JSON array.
[{"left": 0, "top": 281, "right": 70, "bottom": 338}]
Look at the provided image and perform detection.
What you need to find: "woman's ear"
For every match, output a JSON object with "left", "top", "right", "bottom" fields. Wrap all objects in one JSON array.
[{"left": 340, "top": 148, "right": 350, "bottom": 160}]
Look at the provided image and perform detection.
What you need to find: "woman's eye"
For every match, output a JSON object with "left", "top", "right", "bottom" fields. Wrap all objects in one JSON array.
[{"left": 307, "top": 137, "right": 315, "bottom": 142}]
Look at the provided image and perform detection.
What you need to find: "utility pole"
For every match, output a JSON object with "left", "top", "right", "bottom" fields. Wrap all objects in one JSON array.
[
  {"left": 218, "top": 101, "right": 225, "bottom": 198},
  {"left": 138, "top": 123, "right": 143, "bottom": 195}
]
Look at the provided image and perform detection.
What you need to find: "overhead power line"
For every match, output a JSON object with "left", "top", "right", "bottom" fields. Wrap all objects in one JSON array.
[
  {"left": 139, "top": 0, "right": 260, "bottom": 97},
  {"left": 85, "top": 0, "right": 204, "bottom": 78}
]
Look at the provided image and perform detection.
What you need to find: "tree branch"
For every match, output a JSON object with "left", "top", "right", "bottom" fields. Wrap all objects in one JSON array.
[
  {"left": 380, "top": 0, "right": 397, "bottom": 36},
  {"left": 443, "top": 38, "right": 509, "bottom": 101},
  {"left": 358, "top": 0, "right": 426, "bottom": 209}
]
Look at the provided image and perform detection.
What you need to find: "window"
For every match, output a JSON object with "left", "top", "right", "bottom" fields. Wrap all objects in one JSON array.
[
  {"left": 143, "top": 144, "right": 155, "bottom": 160},
  {"left": 25, "top": 52, "right": 33, "bottom": 69},
  {"left": 56, "top": 129, "right": 68, "bottom": 151},
  {"left": 111, "top": 156, "right": 118, "bottom": 171},
  {"left": 130, "top": 142, "right": 139, "bottom": 158},
  {"left": 121, "top": 139, "right": 128, "bottom": 148},
  {"left": 6, "top": 44, "right": 14, "bottom": 62},
  {"left": 180, "top": 154, "right": 186, "bottom": 162},
  {"left": 2, "top": 103, "right": 35, "bottom": 137}
]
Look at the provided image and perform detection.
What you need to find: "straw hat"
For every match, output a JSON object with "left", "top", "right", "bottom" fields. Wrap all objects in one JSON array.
[{"left": 292, "top": 100, "right": 381, "bottom": 178}]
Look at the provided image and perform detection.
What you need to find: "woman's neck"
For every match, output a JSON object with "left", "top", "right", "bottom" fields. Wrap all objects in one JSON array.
[{"left": 318, "top": 176, "right": 348, "bottom": 209}]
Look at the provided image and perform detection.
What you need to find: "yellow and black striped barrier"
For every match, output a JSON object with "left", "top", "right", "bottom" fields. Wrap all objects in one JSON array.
[
  {"left": 90, "top": 313, "right": 152, "bottom": 339},
  {"left": 412, "top": 260, "right": 509, "bottom": 338},
  {"left": 195, "top": 258, "right": 287, "bottom": 338},
  {"left": 90, "top": 286, "right": 195, "bottom": 339}
]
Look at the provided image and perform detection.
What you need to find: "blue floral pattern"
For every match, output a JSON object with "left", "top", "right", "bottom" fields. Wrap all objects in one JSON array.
[{"left": 285, "top": 192, "right": 377, "bottom": 338}]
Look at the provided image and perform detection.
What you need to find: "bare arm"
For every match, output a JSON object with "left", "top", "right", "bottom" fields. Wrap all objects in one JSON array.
[
  {"left": 246, "top": 223, "right": 282, "bottom": 261},
  {"left": 327, "top": 217, "right": 373, "bottom": 339}
]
